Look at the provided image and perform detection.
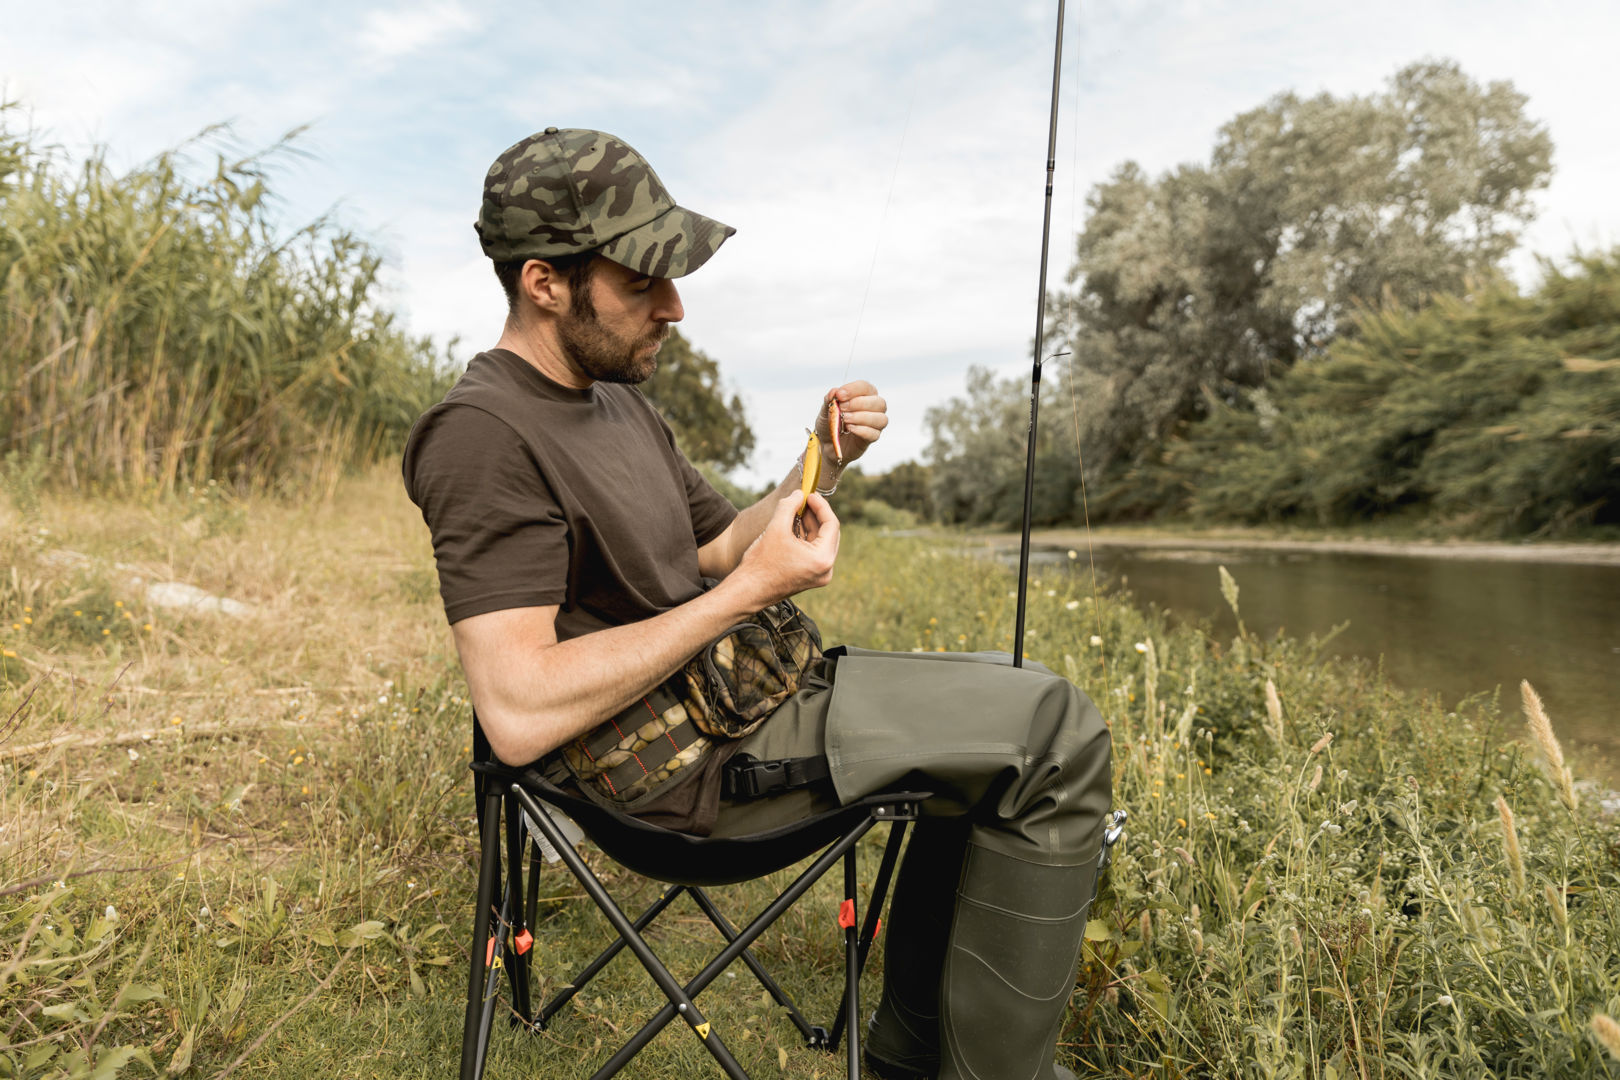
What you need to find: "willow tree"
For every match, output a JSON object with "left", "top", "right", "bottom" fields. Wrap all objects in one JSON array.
[{"left": 1050, "top": 59, "right": 1554, "bottom": 480}]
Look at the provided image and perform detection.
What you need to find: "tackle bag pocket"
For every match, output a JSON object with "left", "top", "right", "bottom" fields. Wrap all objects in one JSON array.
[{"left": 696, "top": 598, "right": 824, "bottom": 738}]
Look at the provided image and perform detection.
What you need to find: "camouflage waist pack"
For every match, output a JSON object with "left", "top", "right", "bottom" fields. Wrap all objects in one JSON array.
[{"left": 560, "top": 599, "right": 824, "bottom": 805}]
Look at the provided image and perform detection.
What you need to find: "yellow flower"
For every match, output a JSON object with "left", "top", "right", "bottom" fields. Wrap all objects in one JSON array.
[
  {"left": 928, "top": 617, "right": 937, "bottom": 625},
  {"left": 22, "top": 606, "right": 31, "bottom": 613},
  {"left": 1176, "top": 773, "right": 1185, "bottom": 780},
  {"left": 9, "top": 623, "right": 17, "bottom": 631},
  {"left": 1204, "top": 768, "right": 1212, "bottom": 775},
  {"left": 2, "top": 649, "right": 16, "bottom": 658},
  {"left": 1176, "top": 818, "right": 1187, "bottom": 828},
  {"left": 170, "top": 716, "right": 183, "bottom": 726},
  {"left": 293, "top": 755, "right": 305, "bottom": 765},
  {"left": 1205, "top": 812, "right": 1217, "bottom": 820},
  {"left": 101, "top": 628, "right": 110, "bottom": 636},
  {"left": 301, "top": 785, "right": 310, "bottom": 795},
  {"left": 144, "top": 624, "right": 153, "bottom": 632},
  {"left": 73, "top": 610, "right": 83, "bottom": 616},
  {"left": 22, "top": 617, "right": 31, "bottom": 625}
]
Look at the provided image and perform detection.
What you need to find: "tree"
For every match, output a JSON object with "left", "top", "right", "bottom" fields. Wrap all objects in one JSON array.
[
  {"left": 640, "top": 329, "right": 756, "bottom": 471},
  {"left": 1050, "top": 59, "right": 1553, "bottom": 480}
]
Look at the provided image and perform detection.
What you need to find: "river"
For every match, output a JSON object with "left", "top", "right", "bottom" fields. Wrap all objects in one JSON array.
[{"left": 1019, "top": 540, "right": 1620, "bottom": 782}]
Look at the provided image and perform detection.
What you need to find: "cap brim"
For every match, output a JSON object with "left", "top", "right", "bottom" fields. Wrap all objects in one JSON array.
[{"left": 598, "top": 205, "right": 736, "bottom": 279}]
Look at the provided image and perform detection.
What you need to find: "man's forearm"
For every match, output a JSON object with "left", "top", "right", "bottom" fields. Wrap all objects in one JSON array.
[{"left": 461, "top": 575, "right": 764, "bottom": 765}]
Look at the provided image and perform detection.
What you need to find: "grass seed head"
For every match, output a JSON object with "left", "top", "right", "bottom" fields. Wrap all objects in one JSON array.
[
  {"left": 1264, "top": 679, "right": 1284, "bottom": 744},
  {"left": 1521, "top": 680, "right": 1577, "bottom": 810},
  {"left": 1593, "top": 1014, "right": 1620, "bottom": 1061},
  {"left": 1496, "top": 795, "right": 1526, "bottom": 895}
]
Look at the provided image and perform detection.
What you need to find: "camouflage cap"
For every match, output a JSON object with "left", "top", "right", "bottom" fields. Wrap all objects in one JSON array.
[{"left": 475, "top": 128, "right": 735, "bottom": 279}]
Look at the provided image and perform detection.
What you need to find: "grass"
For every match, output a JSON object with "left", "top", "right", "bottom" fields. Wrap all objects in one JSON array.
[{"left": 3, "top": 471, "right": 1618, "bottom": 1078}]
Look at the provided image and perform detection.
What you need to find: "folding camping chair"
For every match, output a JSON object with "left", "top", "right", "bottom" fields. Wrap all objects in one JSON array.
[{"left": 458, "top": 716, "right": 927, "bottom": 1080}]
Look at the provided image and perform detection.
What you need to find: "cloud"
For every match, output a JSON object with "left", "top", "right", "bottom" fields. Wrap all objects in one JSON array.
[{"left": 357, "top": 0, "right": 481, "bottom": 64}]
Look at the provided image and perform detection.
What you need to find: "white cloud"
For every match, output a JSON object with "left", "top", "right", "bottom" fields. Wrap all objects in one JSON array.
[{"left": 357, "top": 0, "right": 481, "bottom": 63}]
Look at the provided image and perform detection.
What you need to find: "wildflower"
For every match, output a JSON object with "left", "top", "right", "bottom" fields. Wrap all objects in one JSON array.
[
  {"left": 127, "top": 748, "right": 140, "bottom": 762},
  {"left": 1176, "top": 818, "right": 1187, "bottom": 829},
  {"left": 1067, "top": 549, "right": 1077, "bottom": 559},
  {"left": 23, "top": 606, "right": 31, "bottom": 613},
  {"left": 102, "top": 628, "right": 110, "bottom": 636},
  {"left": 1134, "top": 642, "right": 1147, "bottom": 653},
  {"left": 957, "top": 635, "right": 967, "bottom": 643},
  {"left": 1306, "top": 765, "right": 1323, "bottom": 792},
  {"left": 1309, "top": 731, "right": 1333, "bottom": 754},
  {"left": 378, "top": 695, "right": 389, "bottom": 704},
  {"left": 9, "top": 623, "right": 17, "bottom": 631},
  {"left": 1496, "top": 795, "right": 1526, "bottom": 895},
  {"left": 1174, "top": 847, "right": 1194, "bottom": 866},
  {"left": 115, "top": 601, "right": 124, "bottom": 608},
  {"left": 105, "top": 905, "right": 118, "bottom": 921},
  {"left": 928, "top": 617, "right": 937, "bottom": 625},
  {"left": 1045, "top": 589, "right": 1056, "bottom": 598},
  {"left": 293, "top": 755, "right": 305, "bottom": 766},
  {"left": 144, "top": 623, "right": 153, "bottom": 631},
  {"left": 1089, "top": 635, "right": 1102, "bottom": 647},
  {"left": 2, "top": 650, "right": 15, "bottom": 659},
  {"left": 1140, "top": 910, "right": 1152, "bottom": 946},
  {"left": 74, "top": 610, "right": 83, "bottom": 616},
  {"left": 199, "top": 906, "right": 211, "bottom": 919},
  {"left": 1437, "top": 994, "right": 1454, "bottom": 1007},
  {"left": 1204, "top": 768, "right": 1212, "bottom": 776},
  {"left": 301, "top": 786, "right": 310, "bottom": 795},
  {"left": 1189, "top": 926, "right": 1203, "bottom": 953},
  {"left": 1522, "top": 680, "right": 1577, "bottom": 810},
  {"left": 1064, "top": 600, "right": 1080, "bottom": 611},
  {"left": 21, "top": 617, "right": 30, "bottom": 625},
  {"left": 407, "top": 880, "right": 417, "bottom": 889},
  {"left": 170, "top": 716, "right": 183, "bottom": 726},
  {"left": 1592, "top": 1014, "right": 1620, "bottom": 1061}
]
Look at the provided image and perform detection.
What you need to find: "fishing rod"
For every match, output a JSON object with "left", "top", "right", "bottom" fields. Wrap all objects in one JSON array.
[{"left": 1012, "top": 0, "right": 1068, "bottom": 669}]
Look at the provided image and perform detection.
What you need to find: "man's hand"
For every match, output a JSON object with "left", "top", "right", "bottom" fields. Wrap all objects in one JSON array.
[
  {"left": 816, "top": 380, "right": 888, "bottom": 470},
  {"left": 726, "top": 491, "right": 839, "bottom": 611}
]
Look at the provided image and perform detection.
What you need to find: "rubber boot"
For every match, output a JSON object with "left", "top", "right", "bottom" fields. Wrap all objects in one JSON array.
[
  {"left": 937, "top": 841, "right": 1100, "bottom": 1080},
  {"left": 864, "top": 818, "right": 971, "bottom": 1080}
]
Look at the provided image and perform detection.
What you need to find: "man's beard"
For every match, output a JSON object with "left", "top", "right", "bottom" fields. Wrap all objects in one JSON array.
[{"left": 557, "top": 303, "right": 669, "bottom": 385}]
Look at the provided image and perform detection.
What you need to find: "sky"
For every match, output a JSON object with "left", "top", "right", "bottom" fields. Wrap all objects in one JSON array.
[{"left": 5, "top": 0, "right": 1618, "bottom": 486}]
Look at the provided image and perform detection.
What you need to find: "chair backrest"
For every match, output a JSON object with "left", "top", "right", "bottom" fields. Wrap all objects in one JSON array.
[{"left": 471, "top": 713, "right": 919, "bottom": 887}]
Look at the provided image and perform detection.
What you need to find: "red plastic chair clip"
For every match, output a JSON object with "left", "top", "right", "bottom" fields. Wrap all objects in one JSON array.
[
  {"left": 838, "top": 898, "right": 856, "bottom": 930},
  {"left": 515, "top": 929, "right": 534, "bottom": 955}
]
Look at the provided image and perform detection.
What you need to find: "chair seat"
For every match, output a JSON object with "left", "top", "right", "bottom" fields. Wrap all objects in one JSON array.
[{"left": 473, "top": 760, "right": 923, "bottom": 887}]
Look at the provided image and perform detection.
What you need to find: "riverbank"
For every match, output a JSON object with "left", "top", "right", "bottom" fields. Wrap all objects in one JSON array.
[
  {"left": 3, "top": 476, "right": 1617, "bottom": 1077},
  {"left": 972, "top": 526, "right": 1620, "bottom": 566}
]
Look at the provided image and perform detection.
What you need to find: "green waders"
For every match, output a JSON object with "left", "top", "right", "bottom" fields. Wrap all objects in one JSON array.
[{"left": 708, "top": 648, "right": 1114, "bottom": 1080}]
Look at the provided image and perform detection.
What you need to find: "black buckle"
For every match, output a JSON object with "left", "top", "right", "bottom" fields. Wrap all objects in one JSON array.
[{"left": 725, "top": 757, "right": 788, "bottom": 800}]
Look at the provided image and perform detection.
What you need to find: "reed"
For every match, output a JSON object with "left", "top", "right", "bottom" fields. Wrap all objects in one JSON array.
[{"left": 0, "top": 108, "right": 454, "bottom": 498}]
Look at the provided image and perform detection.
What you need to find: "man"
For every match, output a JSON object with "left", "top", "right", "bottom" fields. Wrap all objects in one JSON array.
[{"left": 404, "top": 128, "right": 1112, "bottom": 1080}]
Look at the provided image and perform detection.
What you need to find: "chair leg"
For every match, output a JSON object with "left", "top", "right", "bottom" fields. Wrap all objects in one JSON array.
[
  {"left": 461, "top": 788, "right": 505, "bottom": 1080},
  {"left": 825, "top": 818, "right": 910, "bottom": 1053},
  {"left": 686, "top": 887, "right": 819, "bottom": 1044},
  {"left": 841, "top": 847, "right": 860, "bottom": 1080},
  {"left": 504, "top": 794, "right": 534, "bottom": 1025},
  {"left": 512, "top": 785, "right": 752, "bottom": 1080},
  {"left": 574, "top": 802, "right": 882, "bottom": 1080},
  {"left": 538, "top": 884, "right": 687, "bottom": 1028}
]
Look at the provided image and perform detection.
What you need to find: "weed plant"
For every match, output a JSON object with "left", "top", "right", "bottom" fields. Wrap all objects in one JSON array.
[
  {"left": 0, "top": 107, "right": 455, "bottom": 499},
  {"left": 1, "top": 478, "right": 1616, "bottom": 1078}
]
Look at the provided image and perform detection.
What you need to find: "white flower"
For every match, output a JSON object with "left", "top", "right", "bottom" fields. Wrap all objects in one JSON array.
[
  {"left": 1065, "top": 600, "right": 1080, "bottom": 611},
  {"left": 379, "top": 695, "right": 389, "bottom": 704},
  {"left": 1134, "top": 642, "right": 1148, "bottom": 653},
  {"left": 1437, "top": 994, "right": 1454, "bottom": 1007},
  {"left": 104, "top": 905, "right": 118, "bottom": 921},
  {"left": 199, "top": 906, "right": 211, "bottom": 920},
  {"left": 1067, "top": 549, "right": 1078, "bottom": 559},
  {"left": 1046, "top": 589, "right": 1056, "bottom": 597},
  {"left": 1090, "top": 635, "right": 1103, "bottom": 647},
  {"left": 127, "top": 748, "right": 140, "bottom": 762}
]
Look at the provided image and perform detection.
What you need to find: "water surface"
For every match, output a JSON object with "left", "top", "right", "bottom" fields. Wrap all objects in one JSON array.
[{"left": 1039, "top": 545, "right": 1620, "bottom": 780}]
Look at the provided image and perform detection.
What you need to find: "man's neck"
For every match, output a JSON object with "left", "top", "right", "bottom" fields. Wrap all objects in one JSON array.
[{"left": 494, "top": 319, "right": 593, "bottom": 390}]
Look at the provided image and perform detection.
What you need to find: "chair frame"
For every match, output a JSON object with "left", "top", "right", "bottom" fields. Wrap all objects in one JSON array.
[{"left": 459, "top": 757, "right": 923, "bottom": 1080}]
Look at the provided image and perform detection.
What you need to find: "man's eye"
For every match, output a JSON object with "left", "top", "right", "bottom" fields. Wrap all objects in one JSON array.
[{"left": 634, "top": 279, "right": 655, "bottom": 293}]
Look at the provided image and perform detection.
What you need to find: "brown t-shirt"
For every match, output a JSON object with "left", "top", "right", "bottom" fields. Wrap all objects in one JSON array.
[{"left": 401, "top": 348, "right": 740, "bottom": 830}]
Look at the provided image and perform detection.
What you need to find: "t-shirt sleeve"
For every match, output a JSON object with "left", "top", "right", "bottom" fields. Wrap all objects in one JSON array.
[{"left": 402, "top": 404, "right": 570, "bottom": 624}]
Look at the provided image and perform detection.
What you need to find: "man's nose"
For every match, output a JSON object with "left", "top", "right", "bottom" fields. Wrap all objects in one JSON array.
[{"left": 652, "top": 278, "right": 684, "bottom": 323}]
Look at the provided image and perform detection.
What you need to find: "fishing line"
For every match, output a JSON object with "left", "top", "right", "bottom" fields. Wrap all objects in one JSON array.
[
  {"left": 1059, "top": 3, "right": 1113, "bottom": 695},
  {"left": 841, "top": 85, "right": 917, "bottom": 388}
]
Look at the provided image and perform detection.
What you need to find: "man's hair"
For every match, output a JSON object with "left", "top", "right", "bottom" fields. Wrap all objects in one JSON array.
[{"left": 493, "top": 252, "right": 599, "bottom": 315}]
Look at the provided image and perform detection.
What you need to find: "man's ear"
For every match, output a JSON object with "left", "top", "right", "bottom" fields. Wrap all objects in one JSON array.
[{"left": 520, "top": 259, "right": 569, "bottom": 315}]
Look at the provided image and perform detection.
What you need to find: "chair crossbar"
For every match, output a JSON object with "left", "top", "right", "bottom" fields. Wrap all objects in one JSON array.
[{"left": 461, "top": 765, "right": 921, "bottom": 1080}]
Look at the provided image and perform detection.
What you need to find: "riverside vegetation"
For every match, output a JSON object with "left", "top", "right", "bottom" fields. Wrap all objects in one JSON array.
[{"left": 3, "top": 475, "right": 1618, "bottom": 1079}]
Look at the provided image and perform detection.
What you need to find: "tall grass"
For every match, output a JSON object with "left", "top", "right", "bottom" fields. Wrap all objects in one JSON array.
[{"left": 0, "top": 106, "right": 454, "bottom": 498}]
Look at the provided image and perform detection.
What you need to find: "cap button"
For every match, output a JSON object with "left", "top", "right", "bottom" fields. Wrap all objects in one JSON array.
[{"left": 543, "top": 127, "right": 559, "bottom": 135}]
